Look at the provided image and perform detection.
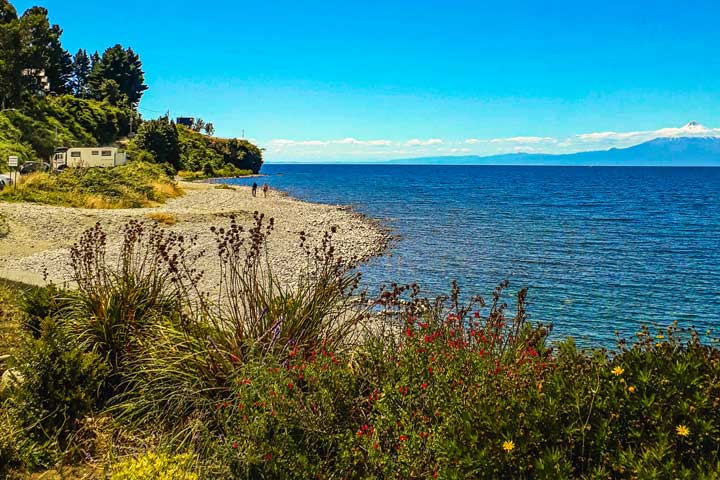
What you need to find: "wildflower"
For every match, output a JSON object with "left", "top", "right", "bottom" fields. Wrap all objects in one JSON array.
[
  {"left": 611, "top": 366, "right": 624, "bottom": 376},
  {"left": 399, "top": 435, "right": 408, "bottom": 442},
  {"left": 676, "top": 425, "right": 690, "bottom": 437},
  {"left": 428, "top": 366, "right": 433, "bottom": 374},
  {"left": 421, "top": 382, "right": 428, "bottom": 389},
  {"left": 287, "top": 382, "right": 294, "bottom": 390},
  {"left": 502, "top": 440, "right": 515, "bottom": 452},
  {"left": 232, "top": 442, "right": 238, "bottom": 449},
  {"left": 627, "top": 385, "right": 636, "bottom": 393}
]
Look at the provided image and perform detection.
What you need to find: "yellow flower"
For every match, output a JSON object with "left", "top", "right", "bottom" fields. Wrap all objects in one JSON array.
[
  {"left": 656, "top": 334, "right": 664, "bottom": 339},
  {"left": 611, "top": 366, "right": 624, "bottom": 376},
  {"left": 627, "top": 386, "right": 636, "bottom": 393},
  {"left": 676, "top": 425, "right": 690, "bottom": 437},
  {"left": 502, "top": 440, "right": 515, "bottom": 452}
]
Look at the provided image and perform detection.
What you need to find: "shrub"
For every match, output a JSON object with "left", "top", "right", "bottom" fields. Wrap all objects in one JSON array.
[
  {"left": 18, "top": 284, "right": 68, "bottom": 338},
  {"left": 110, "top": 452, "right": 198, "bottom": 480},
  {"left": 132, "top": 118, "right": 181, "bottom": 170},
  {"left": 8, "top": 317, "right": 108, "bottom": 468}
]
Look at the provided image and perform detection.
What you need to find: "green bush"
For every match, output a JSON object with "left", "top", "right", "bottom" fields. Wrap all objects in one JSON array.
[
  {"left": 18, "top": 284, "right": 67, "bottom": 338},
  {"left": 7, "top": 317, "right": 108, "bottom": 468}
]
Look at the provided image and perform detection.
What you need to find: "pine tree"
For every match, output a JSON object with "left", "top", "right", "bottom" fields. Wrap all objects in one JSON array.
[
  {"left": 87, "top": 44, "right": 148, "bottom": 108},
  {"left": 70, "top": 49, "right": 92, "bottom": 97}
]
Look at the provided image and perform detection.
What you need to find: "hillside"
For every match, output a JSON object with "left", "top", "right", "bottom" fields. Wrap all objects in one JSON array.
[
  {"left": 388, "top": 136, "right": 720, "bottom": 166},
  {"left": 0, "top": 96, "right": 133, "bottom": 170}
]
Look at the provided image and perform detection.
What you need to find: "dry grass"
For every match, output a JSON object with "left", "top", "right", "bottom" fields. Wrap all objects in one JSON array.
[
  {"left": 151, "top": 181, "right": 183, "bottom": 199},
  {"left": 146, "top": 212, "right": 177, "bottom": 226},
  {"left": 0, "top": 163, "right": 184, "bottom": 209}
]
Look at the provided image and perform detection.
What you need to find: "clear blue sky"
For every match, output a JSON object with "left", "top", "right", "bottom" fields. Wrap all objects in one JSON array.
[{"left": 13, "top": 0, "right": 720, "bottom": 161}]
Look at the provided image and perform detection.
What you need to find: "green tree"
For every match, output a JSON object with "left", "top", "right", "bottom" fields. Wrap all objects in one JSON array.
[
  {"left": 88, "top": 45, "right": 147, "bottom": 108},
  {"left": 0, "top": 8, "right": 22, "bottom": 108},
  {"left": 70, "top": 48, "right": 92, "bottom": 97},
  {"left": 204, "top": 122, "right": 215, "bottom": 136},
  {"left": 133, "top": 117, "right": 180, "bottom": 169},
  {"left": 18, "top": 6, "right": 72, "bottom": 94},
  {"left": 192, "top": 117, "right": 205, "bottom": 132},
  {"left": 227, "top": 139, "right": 263, "bottom": 173},
  {"left": 0, "top": 0, "right": 17, "bottom": 24}
]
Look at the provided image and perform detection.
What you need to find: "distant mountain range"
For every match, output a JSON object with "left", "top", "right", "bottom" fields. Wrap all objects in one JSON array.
[{"left": 387, "top": 136, "right": 720, "bottom": 166}]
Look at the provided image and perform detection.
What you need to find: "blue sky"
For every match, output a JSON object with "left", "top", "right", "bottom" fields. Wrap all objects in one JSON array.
[{"left": 14, "top": 0, "right": 720, "bottom": 161}]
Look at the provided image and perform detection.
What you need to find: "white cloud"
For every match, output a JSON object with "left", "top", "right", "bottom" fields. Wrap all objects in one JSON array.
[
  {"left": 263, "top": 122, "right": 720, "bottom": 162},
  {"left": 490, "top": 136, "right": 556, "bottom": 144},
  {"left": 404, "top": 138, "right": 443, "bottom": 146}
]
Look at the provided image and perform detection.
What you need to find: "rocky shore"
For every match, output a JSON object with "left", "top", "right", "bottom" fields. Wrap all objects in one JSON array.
[{"left": 0, "top": 182, "right": 390, "bottom": 289}]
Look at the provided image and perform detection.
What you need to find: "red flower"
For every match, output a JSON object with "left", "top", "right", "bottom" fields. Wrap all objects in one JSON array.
[
  {"left": 399, "top": 435, "right": 408, "bottom": 442},
  {"left": 264, "top": 453, "right": 273, "bottom": 461},
  {"left": 287, "top": 382, "right": 294, "bottom": 390},
  {"left": 421, "top": 382, "right": 428, "bottom": 389},
  {"left": 428, "top": 366, "right": 433, "bottom": 374},
  {"left": 232, "top": 442, "right": 238, "bottom": 449}
]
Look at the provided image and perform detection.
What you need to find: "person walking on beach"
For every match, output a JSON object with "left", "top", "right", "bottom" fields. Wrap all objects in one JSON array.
[
  {"left": 262, "top": 183, "right": 269, "bottom": 197},
  {"left": 252, "top": 182, "right": 258, "bottom": 197}
]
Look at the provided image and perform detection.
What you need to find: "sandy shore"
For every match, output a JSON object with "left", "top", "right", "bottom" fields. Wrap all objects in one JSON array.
[{"left": 0, "top": 182, "right": 389, "bottom": 289}]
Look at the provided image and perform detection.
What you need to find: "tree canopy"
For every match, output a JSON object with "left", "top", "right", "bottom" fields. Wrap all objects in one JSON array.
[{"left": 88, "top": 45, "right": 147, "bottom": 108}]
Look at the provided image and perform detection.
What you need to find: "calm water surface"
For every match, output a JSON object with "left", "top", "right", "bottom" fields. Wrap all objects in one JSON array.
[{"left": 223, "top": 165, "right": 720, "bottom": 346}]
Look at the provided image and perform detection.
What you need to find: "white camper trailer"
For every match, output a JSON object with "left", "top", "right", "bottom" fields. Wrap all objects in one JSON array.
[{"left": 53, "top": 147, "right": 128, "bottom": 169}]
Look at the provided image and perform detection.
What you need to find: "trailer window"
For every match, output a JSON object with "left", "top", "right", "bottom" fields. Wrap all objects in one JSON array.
[
  {"left": 101, "top": 150, "right": 112, "bottom": 157},
  {"left": 92, "top": 151, "right": 99, "bottom": 156},
  {"left": 70, "top": 152, "right": 82, "bottom": 158}
]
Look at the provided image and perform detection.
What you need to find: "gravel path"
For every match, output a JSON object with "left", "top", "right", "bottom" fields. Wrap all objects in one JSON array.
[{"left": 0, "top": 182, "right": 389, "bottom": 289}]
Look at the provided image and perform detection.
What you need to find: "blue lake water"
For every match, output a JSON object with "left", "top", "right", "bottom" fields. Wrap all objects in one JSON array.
[{"left": 222, "top": 165, "right": 720, "bottom": 346}]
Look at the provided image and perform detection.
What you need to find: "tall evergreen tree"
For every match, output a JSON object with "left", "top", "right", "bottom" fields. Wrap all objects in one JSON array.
[
  {"left": 88, "top": 45, "right": 148, "bottom": 108},
  {"left": 17, "top": 6, "right": 72, "bottom": 94},
  {"left": 70, "top": 48, "right": 91, "bottom": 97},
  {"left": 0, "top": 1, "right": 21, "bottom": 107}
]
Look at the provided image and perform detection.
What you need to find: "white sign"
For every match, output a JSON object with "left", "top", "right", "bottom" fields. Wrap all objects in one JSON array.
[{"left": 8, "top": 156, "right": 18, "bottom": 168}]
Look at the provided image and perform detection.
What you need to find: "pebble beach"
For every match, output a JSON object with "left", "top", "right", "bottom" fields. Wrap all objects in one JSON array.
[{"left": 0, "top": 181, "right": 390, "bottom": 289}]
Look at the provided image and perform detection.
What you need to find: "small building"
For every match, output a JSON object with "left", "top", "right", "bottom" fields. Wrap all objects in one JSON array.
[
  {"left": 52, "top": 147, "right": 128, "bottom": 169},
  {"left": 176, "top": 117, "right": 195, "bottom": 128}
]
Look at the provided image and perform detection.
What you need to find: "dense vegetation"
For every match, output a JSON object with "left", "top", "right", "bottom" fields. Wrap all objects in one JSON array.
[
  {"left": 130, "top": 119, "right": 263, "bottom": 176},
  {"left": 0, "top": 161, "right": 181, "bottom": 208},
  {"left": 0, "top": 218, "right": 717, "bottom": 479},
  {"left": 0, "top": 0, "right": 262, "bottom": 177}
]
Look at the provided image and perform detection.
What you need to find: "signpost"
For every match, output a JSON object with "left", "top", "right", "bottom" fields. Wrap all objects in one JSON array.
[{"left": 8, "top": 155, "right": 18, "bottom": 191}]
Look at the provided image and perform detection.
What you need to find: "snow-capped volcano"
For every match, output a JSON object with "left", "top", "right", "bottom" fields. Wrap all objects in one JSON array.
[{"left": 654, "top": 121, "right": 718, "bottom": 138}]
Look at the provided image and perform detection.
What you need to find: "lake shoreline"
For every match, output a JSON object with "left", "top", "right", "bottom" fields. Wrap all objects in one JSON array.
[{"left": 0, "top": 181, "right": 392, "bottom": 288}]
